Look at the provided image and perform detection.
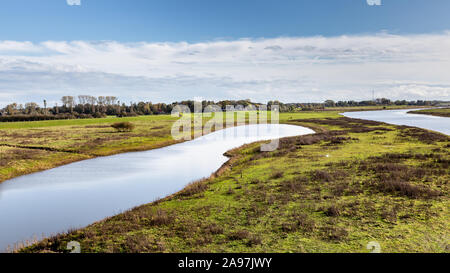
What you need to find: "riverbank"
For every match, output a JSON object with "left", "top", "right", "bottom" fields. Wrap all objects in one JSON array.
[
  {"left": 408, "top": 108, "right": 450, "bottom": 118},
  {"left": 0, "top": 106, "right": 400, "bottom": 184},
  {"left": 0, "top": 115, "right": 182, "bottom": 183},
  {"left": 322, "top": 105, "right": 429, "bottom": 112},
  {"left": 21, "top": 112, "right": 449, "bottom": 253}
]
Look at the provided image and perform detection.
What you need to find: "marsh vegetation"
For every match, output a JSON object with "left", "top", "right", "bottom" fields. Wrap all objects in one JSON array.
[
  {"left": 17, "top": 111, "right": 449, "bottom": 253},
  {"left": 408, "top": 108, "right": 450, "bottom": 118}
]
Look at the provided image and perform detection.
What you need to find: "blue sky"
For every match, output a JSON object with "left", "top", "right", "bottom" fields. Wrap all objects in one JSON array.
[
  {"left": 0, "top": 0, "right": 449, "bottom": 105},
  {"left": 1, "top": 0, "right": 450, "bottom": 42}
]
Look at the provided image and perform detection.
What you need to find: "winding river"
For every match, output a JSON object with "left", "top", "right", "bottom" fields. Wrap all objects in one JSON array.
[
  {"left": 1, "top": 109, "right": 448, "bottom": 251},
  {"left": 342, "top": 108, "right": 449, "bottom": 135},
  {"left": 0, "top": 124, "right": 314, "bottom": 251}
]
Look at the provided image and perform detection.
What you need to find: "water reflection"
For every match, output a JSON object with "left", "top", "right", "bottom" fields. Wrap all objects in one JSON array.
[
  {"left": 0, "top": 124, "right": 314, "bottom": 251},
  {"left": 342, "top": 109, "right": 449, "bottom": 135}
]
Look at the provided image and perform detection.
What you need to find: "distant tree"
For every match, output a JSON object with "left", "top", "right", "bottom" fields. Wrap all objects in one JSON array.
[
  {"left": 68, "top": 96, "right": 75, "bottom": 113},
  {"left": 61, "top": 96, "right": 75, "bottom": 112},
  {"left": 78, "top": 95, "right": 88, "bottom": 113},
  {"left": 380, "top": 98, "right": 392, "bottom": 105},
  {"left": 61, "top": 96, "right": 68, "bottom": 108},
  {"left": 43, "top": 100, "right": 47, "bottom": 114},
  {"left": 111, "top": 122, "right": 135, "bottom": 132},
  {"left": 5, "top": 103, "right": 18, "bottom": 115},
  {"left": 25, "top": 102, "right": 39, "bottom": 115},
  {"left": 324, "top": 100, "right": 336, "bottom": 107},
  {"left": 86, "top": 96, "right": 97, "bottom": 113},
  {"left": 98, "top": 96, "right": 107, "bottom": 113}
]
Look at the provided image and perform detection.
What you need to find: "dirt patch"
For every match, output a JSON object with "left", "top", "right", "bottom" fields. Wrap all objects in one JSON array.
[{"left": 84, "top": 125, "right": 111, "bottom": 129}]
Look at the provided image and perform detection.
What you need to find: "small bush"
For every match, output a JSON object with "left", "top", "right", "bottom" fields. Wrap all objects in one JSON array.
[
  {"left": 281, "top": 222, "right": 297, "bottom": 233},
  {"left": 381, "top": 205, "right": 399, "bottom": 223},
  {"left": 246, "top": 234, "right": 262, "bottom": 246},
  {"left": 149, "top": 209, "right": 174, "bottom": 226},
  {"left": 322, "top": 226, "right": 348, "bottom": 241},
  {"left": 179, "top": 179, "right": 208, "bottom": 197},
  {"left": 372, "top": 179, "right": 440, "bottom": 199},
  {"left": 311, "top": 170, "right": 333, "bottom": 182},
  {"left": 295, "top": 213, "right": 316, "bottom": 232},
  {"left": 228, "top": 230, "right": 250, "bottom": 240},
  {"left": 282, "top": 213, "right": 315, "bottom": 233},
  {"left": 279, "top": 177, "right": 307, "bottom": 192},
  {"left": 111, "top": 122, "right": 135, "bottom": 132},
  {"left": 271, "top": 171, "right": 284, "bottom": 179},
  {"left": 116, "top": 112, "right": 138, "bottom": 118},
  {"left": 331, "top": 181, "right": 352, "bottom": 196},
  {"left": 204, "top": 223, "right": 224, "bottom": 235},
  {"left": 323, "top": 205, "right": 341, "bottom": 217}
]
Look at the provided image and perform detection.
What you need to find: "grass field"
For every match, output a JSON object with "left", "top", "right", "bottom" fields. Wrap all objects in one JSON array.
[
  {"left": 0, "top": 110, "right": 337, "bottom": 183},
  {"left": 18, "top": 110, "right": 449, "bottom": 253},
  {"left": 0, "top": 115, "right": 183, "bottom": 183},
  {"left": 321, "top": 105, "right": 427, "bottom": 112},
  {"left": 408, "top": 108, "right": 450, "bottom": 118}
]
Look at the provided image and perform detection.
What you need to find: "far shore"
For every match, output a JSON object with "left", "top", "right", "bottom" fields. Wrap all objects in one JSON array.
[{"left": 407, "top": 108, "right": 450, "bottom": 118}]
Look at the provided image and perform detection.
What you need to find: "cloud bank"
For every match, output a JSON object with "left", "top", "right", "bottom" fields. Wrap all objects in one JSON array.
[{"left": 1, "top": 32, "right": 450, "bottom": 106}]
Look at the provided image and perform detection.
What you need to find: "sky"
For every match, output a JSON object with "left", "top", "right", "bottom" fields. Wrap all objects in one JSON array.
[{"left": 0, "top": 0, "right": 450, "bottom": 106}]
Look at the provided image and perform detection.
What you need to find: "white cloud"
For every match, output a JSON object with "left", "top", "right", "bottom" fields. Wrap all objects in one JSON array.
[{"left": 0, "top": 32, "right": 450, "bottom": 106}]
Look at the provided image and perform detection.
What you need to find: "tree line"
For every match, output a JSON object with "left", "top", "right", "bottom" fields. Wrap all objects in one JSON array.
[
  {"left": 0, "top": 96, "right": 262, "bottom": 121},
  {"left": 0, "top": 95, "right": 447, "bottom": 122}
]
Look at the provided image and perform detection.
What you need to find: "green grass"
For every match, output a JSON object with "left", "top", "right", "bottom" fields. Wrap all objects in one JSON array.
[
  {"left": 0, "top": 115, "right": 180, "bottom": 129},
  {"left": 0, "top": 110, "right": 343, "bottom": 183},
  {"left": 408, "top": 108, "right": 450, "bottom": 118},
  {"left": 0, "top": 111, "right": 286, "bottom": 182},
  {"left": 0, "top": 115, "right": 186, "bottom": 182},
  {"left": 19, "top": 111, "right": 449, "bottom": 253},
  {"left": 322, "top": 105, "right": 426, "bottom": 112}
]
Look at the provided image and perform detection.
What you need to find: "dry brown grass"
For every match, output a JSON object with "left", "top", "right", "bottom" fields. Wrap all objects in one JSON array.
[{"left": 178, "top": 178, "right": 209, "bottom": 197}]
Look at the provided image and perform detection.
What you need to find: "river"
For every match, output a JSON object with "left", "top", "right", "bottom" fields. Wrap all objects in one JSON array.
[
  {"left": 2, "top": 109, "right": 448, "bottom": 251},
  {"left": 342, "top": 108, "right": 449, "bottom": 135},
  {"left": 0, "top": 124, "right": 314, "bottom": 251}
]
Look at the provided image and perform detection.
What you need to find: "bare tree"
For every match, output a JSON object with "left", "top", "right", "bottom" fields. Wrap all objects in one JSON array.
[
  {"left": 87, "top": 96, "right": 97, "bottom": 113},
  {"left": 61, "top": 96, "right": 69, "bottom": 108},
  {"left": 5, "top": 103, "right": 18, "bottom": 115},
  {"left": 78, "top": 95, "right": 87, "bottom": 113},
  {"left": 67, "top": 96, "right": 74, "bottom": 113},
  {"left": 25, "top": 102, "right": 38, "bottom": 115},
  {"left": 98, "top": 96, "right": 107, "bottom": 113},
  {"left": 110, "top": 96, "right": 117, "bottom": 105}
]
